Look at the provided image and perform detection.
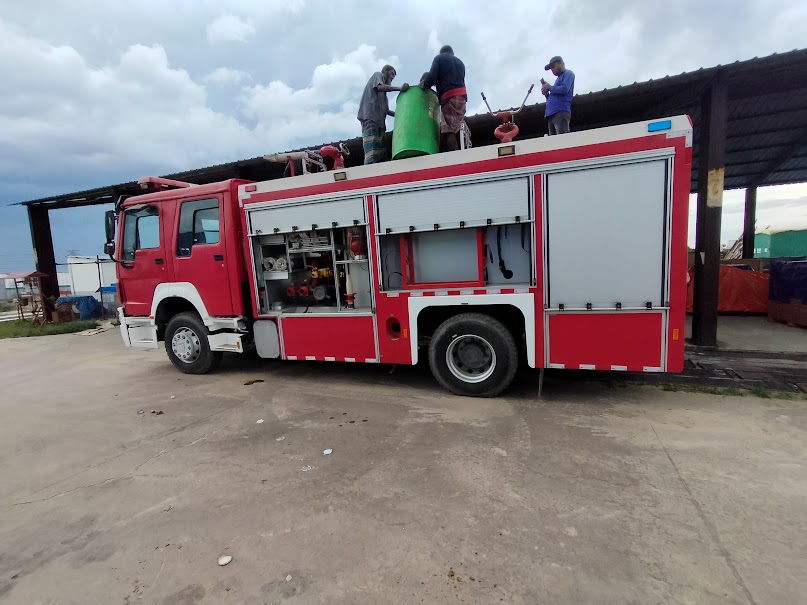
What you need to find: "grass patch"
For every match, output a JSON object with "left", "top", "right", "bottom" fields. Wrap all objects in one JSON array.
[
  {"left": 0, "top": 320, "right": 99, "bottom": 339},
  {"left": 658, "top": 382, "right": 806, "bottom": 401}
]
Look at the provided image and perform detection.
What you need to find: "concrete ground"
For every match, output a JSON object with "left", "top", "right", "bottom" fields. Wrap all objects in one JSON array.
[
  {"left": 1, "top": 332, "right": 806, "bottom": 605},
  {"left": 686, "top": 315, "right": 807, "bottom": 355}
]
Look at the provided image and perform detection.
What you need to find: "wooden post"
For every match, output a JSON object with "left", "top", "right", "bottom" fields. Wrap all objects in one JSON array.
[
  {"left": 742, "top": 187, "right": 757, "bottom": 259},
  {"left": 692, "top": 73, "right": 728, "bottom": 347},
  {"left": 27, "top": 206, "right": 58, "bottom": 322}
]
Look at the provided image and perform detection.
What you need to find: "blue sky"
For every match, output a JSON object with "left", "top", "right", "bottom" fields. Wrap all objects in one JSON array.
[{"left": 2, "top": 0, "right": 807, "bottom": 271}]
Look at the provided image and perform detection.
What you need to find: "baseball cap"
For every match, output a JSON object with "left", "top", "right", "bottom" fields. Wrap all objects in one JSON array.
[{"left": 544, "top": 56, "right": 563, "bottom": 70}]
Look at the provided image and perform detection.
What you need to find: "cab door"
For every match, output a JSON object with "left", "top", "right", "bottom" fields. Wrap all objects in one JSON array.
[
  {"left": 171, "top": 196, "right": 233, "bottom": 317},
  {"left": 118, "top": 204, "right": 167, "bottom": 316}
]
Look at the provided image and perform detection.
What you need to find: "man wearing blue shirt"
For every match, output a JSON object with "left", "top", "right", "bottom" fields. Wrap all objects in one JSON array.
[{"left": 541, "top": 56, "right": 575, "bottom": 135}]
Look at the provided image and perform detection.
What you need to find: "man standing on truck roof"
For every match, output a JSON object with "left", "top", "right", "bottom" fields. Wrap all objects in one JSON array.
[
  {"left": 358, "top": 65, "right": 409, "bottom": 164},
  {"left": 540, "top": 56, "right": 575, "bottom": 135},
  {"left": 420, "top": 45, "right": 467, "bottom": 153}
]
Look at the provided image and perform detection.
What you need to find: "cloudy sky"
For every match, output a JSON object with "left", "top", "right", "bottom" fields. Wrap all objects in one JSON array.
[{"left": 1, "top": 0, "right": 806, "bottom": 272}]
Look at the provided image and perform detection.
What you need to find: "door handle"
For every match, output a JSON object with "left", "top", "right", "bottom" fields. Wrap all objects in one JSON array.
[
  {"left": 214, "top": 254, "right": 224, "bottom": 261},
  {"left": 155, "top": 258, "right": 164, "bottom": 265}
]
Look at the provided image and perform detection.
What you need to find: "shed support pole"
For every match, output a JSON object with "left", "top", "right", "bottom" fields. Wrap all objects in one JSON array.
[
  {"left": 692, "top": 73, "right": 727, "bottom": 347},
  {"left": 742, "top": 187, "right": 757, "bottom": 259},
  {"left": 27, "top": 206, "right": 58, "bottom": 322}
]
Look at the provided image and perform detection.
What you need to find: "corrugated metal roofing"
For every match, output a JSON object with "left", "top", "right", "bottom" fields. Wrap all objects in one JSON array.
[{"left": 19, "top": 48, "right": 807, "bottom": 209}]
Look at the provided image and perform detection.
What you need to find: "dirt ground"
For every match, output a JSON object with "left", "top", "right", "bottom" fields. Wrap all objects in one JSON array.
[{"left": 1, "top": 330, "right": 805, "bottom": 605}]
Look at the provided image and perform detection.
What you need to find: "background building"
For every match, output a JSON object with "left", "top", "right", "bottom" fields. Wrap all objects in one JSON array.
[{"left": 754, "top": 222, "right": 807, "bottom": 258}]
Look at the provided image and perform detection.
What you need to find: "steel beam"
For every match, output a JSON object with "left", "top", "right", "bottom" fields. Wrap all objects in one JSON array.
[
  {"left": 742, "top": 187, "right": 757, "bottom": 259},
  {"left": 725, "top": 127, "right": 807, "bottom": 140},
  {"left": 749, "top": 125, "right": 807, "bottom": 187},
  {"left": 27, "top": 206, "right": 58, "bottom": 322},
  {"left": 692, "top": 73, "right": 728, "bottom": 347},
  {"left": 640, "top": 83, "right": 704, "bottom": 120}
]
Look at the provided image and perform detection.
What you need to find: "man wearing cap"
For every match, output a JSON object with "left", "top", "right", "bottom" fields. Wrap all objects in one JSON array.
[{"left": 540, "top": 56, "right": 575, "bottom": 135}]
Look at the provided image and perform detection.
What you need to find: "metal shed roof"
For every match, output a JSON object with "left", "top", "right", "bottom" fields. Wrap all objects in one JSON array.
[{"left": 19, "top": 48, "right": 807, "bottom": 210}]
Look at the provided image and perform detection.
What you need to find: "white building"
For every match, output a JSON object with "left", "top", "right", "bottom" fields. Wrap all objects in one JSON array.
[
  {"left": 66, "top": 256, "right": 117, "bottom": 296},
  {"left": 1, "top": 260, "right": 115, "bottom": 302},
  {"left": 2, "top": 258, "right": 115, "bottom": 302}
]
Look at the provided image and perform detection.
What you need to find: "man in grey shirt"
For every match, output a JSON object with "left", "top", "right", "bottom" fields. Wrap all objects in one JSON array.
[{"left": 357, "top": 65, "right": 408, "bottom": 164}]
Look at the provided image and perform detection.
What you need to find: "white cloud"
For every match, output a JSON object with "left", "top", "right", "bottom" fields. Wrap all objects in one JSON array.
[
  {"left": 240, "top": 44, "right": 400, "bottom": 151},
  {"left": 206, "top": 13, "right": 256, "bottom": 43},
  {"left": 204, "top": 67, "right": 251, "bottom": 85},
  {"left": 0, "top": 22, "right": 261, "bottom": 179},
  {"left": 427, "top": 30, "right": 442, "bottom": 54},
  {"left": 0, "top": 21, "right": 406, "bottom": 193},
  {"left": 215, "top": 0, "right": 308, "bottom": 18}
]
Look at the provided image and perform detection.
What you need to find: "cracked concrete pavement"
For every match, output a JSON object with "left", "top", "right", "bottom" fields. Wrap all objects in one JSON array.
[{"left": 1, "top": 331, "right": 806, "bottom": 604}]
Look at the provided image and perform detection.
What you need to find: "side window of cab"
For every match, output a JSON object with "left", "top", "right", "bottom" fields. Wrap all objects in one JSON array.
[
  {"left": 122, "top": 206, "right": 160, "bottom": 261},
  {"left": 176, "top": 198, "right": 220, "bottom": 257}
]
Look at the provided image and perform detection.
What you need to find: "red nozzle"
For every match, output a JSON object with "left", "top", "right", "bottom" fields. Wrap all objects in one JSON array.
[
  {"left": 494, "top": 123, "right": 519, "bottom": 144},
  {"left": 319, "top": 145, "right": 344, "bottom": 170}
]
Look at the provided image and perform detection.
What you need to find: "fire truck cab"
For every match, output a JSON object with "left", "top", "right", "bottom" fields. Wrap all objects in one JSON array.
[{"left": 110, "top": 116, "right": 692, "bottom": 397}]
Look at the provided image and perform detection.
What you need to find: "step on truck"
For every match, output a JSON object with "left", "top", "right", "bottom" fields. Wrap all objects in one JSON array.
[{"left": 105, "top": 116, "right": 692, "bottom": 397}]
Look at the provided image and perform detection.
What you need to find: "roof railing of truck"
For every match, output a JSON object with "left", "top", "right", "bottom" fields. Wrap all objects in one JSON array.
[{"left": 137, "top": 176, "right": 196, "bottom": 191}]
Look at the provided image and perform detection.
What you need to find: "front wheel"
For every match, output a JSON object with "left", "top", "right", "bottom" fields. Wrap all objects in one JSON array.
[
  {"left": 428, "top": 313, "right": 518, "bottom": 397},
  {"left": 164, "top": 312, "right": 222, "bottom": 374}
]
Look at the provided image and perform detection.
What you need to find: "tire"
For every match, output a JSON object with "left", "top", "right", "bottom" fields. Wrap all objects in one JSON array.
[
  {"left": 428, "top": 313, "right": 518, "bottom": 397},
  {"left": 164, "top": 312, "right": 222, "bottom": 374}
]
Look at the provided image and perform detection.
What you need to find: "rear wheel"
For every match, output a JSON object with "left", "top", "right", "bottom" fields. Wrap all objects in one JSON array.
[
  {"left": 428, "top": 313, "right": 518, "bottom": 397},
  {"left": 165, "top": 312, "right": 222, "bottom": 374}
]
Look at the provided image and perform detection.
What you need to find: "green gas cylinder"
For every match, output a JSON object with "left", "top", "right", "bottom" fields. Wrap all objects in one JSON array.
[{"left": 391, "top": 87, "right": 440, "bottom": 160}]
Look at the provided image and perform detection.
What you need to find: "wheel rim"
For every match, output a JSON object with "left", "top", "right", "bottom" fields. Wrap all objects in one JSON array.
[
  {"left": 171, "top": 327, "right": 202, "bottom": 364},
  {"left": 445, "top": 334, "right": 496, "bottom": 383}
]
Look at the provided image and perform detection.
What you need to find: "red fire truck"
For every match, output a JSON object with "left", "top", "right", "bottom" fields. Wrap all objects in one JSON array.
[{"left": 106, "top": 116, "right": 692, "bottom": 397}]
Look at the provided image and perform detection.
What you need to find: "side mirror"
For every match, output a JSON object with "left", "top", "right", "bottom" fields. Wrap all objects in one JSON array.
[
  {"left": 104, "top": 210, "right": 116, "bottom": 243},
  {"left": 104, "top": 242, "right": 115, "bottom": 257}
]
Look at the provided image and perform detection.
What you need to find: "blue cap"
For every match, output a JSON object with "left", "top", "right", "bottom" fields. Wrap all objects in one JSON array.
[{"left": 544, "top": 56, "right": 563, "bottom": 70}]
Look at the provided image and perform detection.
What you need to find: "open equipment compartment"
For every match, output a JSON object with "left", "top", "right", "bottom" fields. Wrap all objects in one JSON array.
[
  {"left": 375, "top": 176, "right": 534, "bottom": 291},
  {"left": 399, "top": 228, "right": 486, "bottom": 289},
  {"left": 247, "top": 195, "right": 371, "bottom": 315}
]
